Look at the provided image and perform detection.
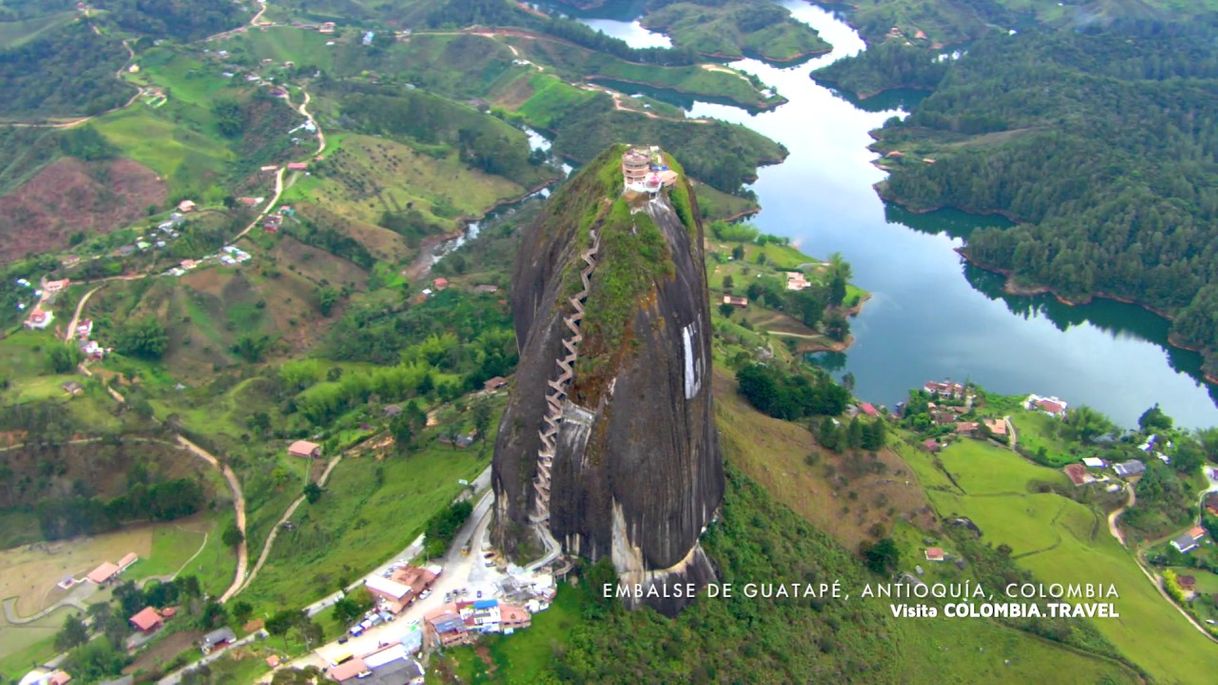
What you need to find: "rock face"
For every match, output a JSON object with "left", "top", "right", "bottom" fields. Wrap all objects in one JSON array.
[{"left": 492, "top": 145, "right": 724, "bottom": 614}]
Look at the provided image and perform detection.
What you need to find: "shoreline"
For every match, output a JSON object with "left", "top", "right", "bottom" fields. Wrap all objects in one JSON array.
[
  {"left": 584, "top": 74, "right": 787, "bottom": 112},
  {"left": 951, "top": 246, "right": 1218, "bottom": 385},
  {"left": 811, "top": 77, "right": 933, "bottom": 102}
]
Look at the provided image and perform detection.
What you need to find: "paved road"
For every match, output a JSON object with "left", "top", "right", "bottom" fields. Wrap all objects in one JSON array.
[{"left": 175, "top": 435, "right": 249, "bottom": 602}]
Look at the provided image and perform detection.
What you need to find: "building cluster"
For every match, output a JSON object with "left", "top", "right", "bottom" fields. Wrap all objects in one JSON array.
[
  {"left": 22, "top": 278, "right": 70, "bottom": 330},
  {"left": 423, "top": 596, "right": 535, "bottom": 648},
  {"left": 164, "top": 244, "right": 251, "bottom": 278},
  {"left": 621, "top": 146, "right": 679, "bottom": 195},
  {"left": 112, "top": 209, "right": 191, "bottom": 259}
]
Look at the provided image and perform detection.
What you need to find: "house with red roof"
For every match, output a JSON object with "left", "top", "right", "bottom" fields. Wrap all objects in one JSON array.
[
  {"left": 1063, "top": 464, "right": 1091, "bottom": 487},
  {"left": 86, "top": 562, "right": 120, "bottom": 585},
  {"left": 924, "top": 547, "right": 945, "bottom": 562},
  {"left": 288, "top": 440, "right": 321, "bottom": 459},
  {"left": 857, "top": 402, "right": 878, "bottom": 417},
  {"left": 432, "top": 277, "right": 449, "bottom": 290},
  {"left": 1025, "top": 393, "right": 1068, "bottom": 417},
  {"left": 499, "top": 604, "right": 531, "bottom": 633},
  {"left": 129, "top": 607, "right": 162, "bottom": 634}
]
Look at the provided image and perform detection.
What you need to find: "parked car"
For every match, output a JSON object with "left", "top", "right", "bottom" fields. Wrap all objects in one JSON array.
[
  {"left": 349, "top": 625, "right": 364, "bottom": 637},
  {"left": 419, "top": 589, "right": 431, "bottom": 600}
]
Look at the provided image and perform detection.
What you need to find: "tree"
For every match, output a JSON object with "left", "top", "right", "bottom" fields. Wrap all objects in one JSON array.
[
  {"left": 1172, "top": 438, "right": 1205, "bottom": 475},
  {"left": 1138, "top": 403, "right": 1173, "bottom": 433},
  {"left": 817, "top": 418, "right": 842, "bottom": 452},
  {"left": 213, "top": 99, "right": 243, "bottom": 138},
  {"left": 304, "top": 482, "right": 323, "bottom": 504},
  {"left": 222, "top": 522, "right": 244, "bottom": 548},
  {"left": 861, "top": 419, "right": 886, "bottom": 451},
  {"left": 317, "top": 285, "right": 339, "bottom": 316},
  {"left": 472, "top": 398, "right": 493, "bottom": 444},
  {"left": 332, "top": 596, "right": 362, "bottom": 625},
  {"left": 246, "top": 411, "right": 271, "bottom": 436},
  {"left": 48, "top": 345, "right": 82, "bottom": 373},
  {"left": 718, "top": 302, "right": 735, "bottom": 318},
  {"left": 846, "top": 416, "right": 864, "bottom": 449},
  {"left": 297, "top": 616, "right": 324, "bottom": 649},
  {"left": 266, "top": 610, "right": 296, "bottom": 636},
  {"left": 861, "top": 537, "right": 899, "bottom": 575},
  {"left": 199, "top": 600, "right": 226, "bottom": 629},
  {"left": 826, "top": 253, "right": 852, "bottom": 307},
  {"left": 55, "top": 614, "right": 89, "bottom": 651},
  {"left": 230, "top": 600, "right": 253, "bottom": 626},
  {"left": 723, "top": 275, "right": 735, "bottom": 291},
  {"left": 824, "top": 312, "right": 849, "bottom": 342},
  {"left": 1198, "top": 427, "right": 1218, "bottom": 463},
  {"left": 1059, "top": 405, "right": 1116, "bottom": 443},
  {"left": 231, "top": 334, "right": 272, "bottom": 363},
  {"left": 115, "top": 317, "right": 168, "bottom": 359}
]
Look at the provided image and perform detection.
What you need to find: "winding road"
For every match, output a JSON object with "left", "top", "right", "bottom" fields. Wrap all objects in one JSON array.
[
  {"left": 63, "top": 285, "right": 103, "bottom": 343},
  {"left": 175, "top": 435, "right": 249, "bottom": 603},
  {"left": 233, "top": 454, "right": 343, "bottom": 597}
]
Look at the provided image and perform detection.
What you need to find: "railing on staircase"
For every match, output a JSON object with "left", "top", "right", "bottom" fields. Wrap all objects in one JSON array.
[{"left": 525, "top": 229, "right": 600, "bottom": 571}]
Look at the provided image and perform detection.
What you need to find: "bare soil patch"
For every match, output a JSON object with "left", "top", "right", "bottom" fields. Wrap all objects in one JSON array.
[
  {"left": 125, "top": 629, "right": 203, "bottom": 675},
  {"left": 0, "top": 526, "right": 153, "bottom": 616},
  {"left": 0, "top": 157, "right": 166, "bottom": 262}
]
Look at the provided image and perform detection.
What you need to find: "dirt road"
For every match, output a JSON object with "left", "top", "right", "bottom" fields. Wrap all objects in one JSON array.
[
  {"left": 175, "top": 435, "right": 249, "bottom": 602},
  {"left": 234, "top": 454, "right": 342, "bottom": 596},
  {"left": 1106, "top": 485, "right": 1133, "bottom": 546},
  {"left": 63, "top": 285, "right": 103, "bottom": 342}
]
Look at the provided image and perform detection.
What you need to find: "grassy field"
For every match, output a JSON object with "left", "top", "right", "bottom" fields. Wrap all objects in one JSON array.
[
  {"left": 237, "top": 437, "right": 490, "bottom": 614},
  {"left": 687, "top": 179, "right": 758, "bottom": 221},
  {"left": 713, "top": 388, "right": 1142, "bottom": 683},
  {"left": 0, "top": 515, "right": 217, "bottom": 619},
  {"left": 295, "top": 134, "right": 528, "bottom": 231},
  {"left": 0, "top": 613, "right": 60, "bottom": 682},
  {"left": 713, "top": 369, "right": 934, "bottom": 549},
  {"left": 0, "top": 11, "right": 75, "bottom": 49},
  {"left": 901, "top": 437, "right": 1216, "bottom": 683},
  {"left": 218, "top": 25, "right": 336, "bottom": 71},
  {"left": 93, "top": 106, "right": 233, "bottom": 201},
  {"left": 1009, "top": 410, "right": 1080, "bottom": 466}
]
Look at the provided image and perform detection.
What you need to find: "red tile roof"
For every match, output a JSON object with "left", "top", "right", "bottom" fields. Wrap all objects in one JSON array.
[
  {"left": 1063, "top": 464, "right": 1088, "bottom": 486},
  {"left": 129, "top": 606, "right": 162, "bottom": 632},
  {"left": 86, "top": 562, "right": 120, "bottom": 584},
  {"left": 327, "top": 657, "right": 369, "bottom": 682}
]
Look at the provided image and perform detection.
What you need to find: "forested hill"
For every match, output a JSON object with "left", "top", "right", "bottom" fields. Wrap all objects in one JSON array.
[
  {"left": 95, "top": 0, "right": 248, "bottom": 41},
  {"left": 861, "top": 17, "right": 1218, "bottom": 375}
]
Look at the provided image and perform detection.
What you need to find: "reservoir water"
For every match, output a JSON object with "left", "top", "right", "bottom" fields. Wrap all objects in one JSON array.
[{"left": 547, "top": 0, "right": 1218, "bottom": 428}]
